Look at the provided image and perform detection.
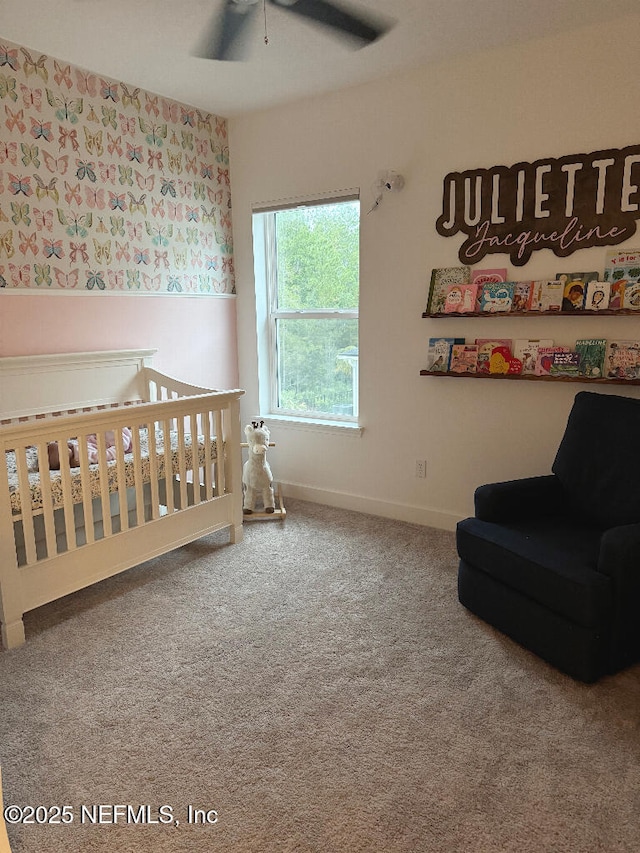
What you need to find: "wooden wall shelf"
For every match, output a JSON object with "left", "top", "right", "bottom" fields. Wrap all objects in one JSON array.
[
  {"left": 422, "top": 309, "right": 640, "bottom": 319},
  {"left": 420, "top": 370, "right": 640, "bottom": 386}
]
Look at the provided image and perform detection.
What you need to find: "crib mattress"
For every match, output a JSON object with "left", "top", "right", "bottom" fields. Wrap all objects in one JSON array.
[{"left": 6, "top": 429, "right": 218, "bottom": 517}]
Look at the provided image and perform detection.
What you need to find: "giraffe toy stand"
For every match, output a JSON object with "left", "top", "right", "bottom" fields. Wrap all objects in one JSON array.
[{"left": 241, "top": 421, "right": 286, "bottom": 521}]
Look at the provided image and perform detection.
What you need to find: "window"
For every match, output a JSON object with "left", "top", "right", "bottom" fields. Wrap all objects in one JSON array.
[{"left": 253, "top": 194, "right": 360, "bottom": 424}]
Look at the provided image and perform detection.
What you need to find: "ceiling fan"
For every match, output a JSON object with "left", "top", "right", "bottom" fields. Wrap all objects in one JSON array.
[{"left": 197, "top": 0, "right": 393, "bottom": 61}]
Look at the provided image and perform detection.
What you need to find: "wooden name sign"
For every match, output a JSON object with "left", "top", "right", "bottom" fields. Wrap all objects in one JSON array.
[{"left": 436, "top": 144, "right": 640, "bottom": 266}]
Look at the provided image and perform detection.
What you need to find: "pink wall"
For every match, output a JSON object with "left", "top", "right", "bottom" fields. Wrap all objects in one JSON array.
[{"left": 0, "top": 294, "right": 240, "bottom": 390}]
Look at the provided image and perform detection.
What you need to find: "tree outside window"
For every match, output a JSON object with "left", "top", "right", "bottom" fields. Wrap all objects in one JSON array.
[{"left": 254, "top": 197, "right": 359, "bottom": 422}]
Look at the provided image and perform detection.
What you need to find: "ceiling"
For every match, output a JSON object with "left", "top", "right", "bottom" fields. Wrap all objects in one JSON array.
[{"left": 1, "top": 0, "right": 638, "bottom": 118}]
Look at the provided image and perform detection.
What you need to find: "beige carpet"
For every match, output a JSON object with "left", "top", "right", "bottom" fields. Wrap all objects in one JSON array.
[{"left": 1, "top": 499, "right": 639, "bottom": 852}]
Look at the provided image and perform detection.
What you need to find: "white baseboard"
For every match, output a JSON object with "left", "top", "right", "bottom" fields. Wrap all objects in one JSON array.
[{"left": 279, "top": 481, "right": 461, "bottom": 531}]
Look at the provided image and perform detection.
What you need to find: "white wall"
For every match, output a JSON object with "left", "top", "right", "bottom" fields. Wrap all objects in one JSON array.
[{"left": 230, "top": 14, "right": 640, "bottom": 529}]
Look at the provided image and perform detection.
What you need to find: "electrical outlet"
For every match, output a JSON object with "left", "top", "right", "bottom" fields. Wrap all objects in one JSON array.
[{"left": 415, "top": 459, "right": 427, "bottom": 479}]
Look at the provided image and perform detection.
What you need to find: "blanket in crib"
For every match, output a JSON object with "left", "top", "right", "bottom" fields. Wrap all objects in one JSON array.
[{"left": 6, "top": 429, "right": 218, "bottom": 517}]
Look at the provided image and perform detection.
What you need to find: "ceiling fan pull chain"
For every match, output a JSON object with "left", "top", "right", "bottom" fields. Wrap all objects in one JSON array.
[{"left": 263, "top": 0, "right": 269, "bottom": 45}]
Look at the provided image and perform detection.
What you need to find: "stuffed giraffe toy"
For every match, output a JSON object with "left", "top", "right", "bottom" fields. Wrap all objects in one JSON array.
[{"left": 242, "top": 421, "right": 275, "bottom": 514}]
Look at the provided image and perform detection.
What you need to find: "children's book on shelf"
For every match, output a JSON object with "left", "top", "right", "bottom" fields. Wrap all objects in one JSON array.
[
  {"left": 449, "top": 344, "right": 479, "bottom": 373},
  {"left": 443, "top": 283, "right": 478, "bottom": 313},
  {"left": 535, "top": 346, "right": 570, "bottom": 376},
  {"left": 488, "top": 346, "right": 514, "bottom": 374},
  {"left": 511, "top": 281, "right": 533, "bottom": 312},
  {"left": 556, "top": 272, "right": 598, "bottom": 311},
  {"left": 478, "top": 281, "right": 515, "bottom": 313},
  {"left": 426, "top": 337, "right": 465, "bottom": 372},
  {"left": 609, "top": 279, "right": 626, "bottom": 310},
  {"left": 605, "top": 249, "right": 640, "bottom": 270},
  {"left": 623, "top": 281, "right": 640, "bottom": 310},
  {"left": 513, "top": 339, "right": 554, "bottom": 375},
  {"left": 604, "top": 250, "right": 640, "bottom": 309},
  {"left": 605, "top": 340, "right": 640, "bottom": 380},
  {"left": 426, "top": 266, "right": 471, "bottom": 314},
  {"left": 470, "top": 269, "right": 508, "bottom": 310},
  {"left": 475, "top": 339, "right": 512, "bottom": 373},
  {"left": 470, "top": 268, "right": 507, "bottom": 285},
  {"left": 549, "top": 352, "right": 581, "bottom": 377},
  {"left": 575, "top": 339, "right": 607, "bottom": 378},
  {"left": 604, "top": 249, "right": 640, "bottom": 275},
  {"left": 584, "top": 280, "right": 611, "bottom": 311},
  {"left": 530, "top": 280, "right": 563, "bottom": 312}
]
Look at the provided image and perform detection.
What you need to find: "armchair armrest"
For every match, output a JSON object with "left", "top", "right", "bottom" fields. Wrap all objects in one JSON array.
[
  {"left": 597, "top": 522, "right": 640, "bottom": 670},
  {"left": 474, "top": 474, "right": 565, "bottom": 523}
]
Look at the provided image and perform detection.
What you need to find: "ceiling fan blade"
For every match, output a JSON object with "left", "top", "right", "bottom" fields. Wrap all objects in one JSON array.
[
  {"left": 271, "top": 0, "right": 391, "bottom": 47},
  {"left": 195, "top": 0, "right": 260, "bottom": 61}
]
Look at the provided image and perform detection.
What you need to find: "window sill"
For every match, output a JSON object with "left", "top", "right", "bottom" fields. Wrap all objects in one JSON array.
[{"left": 260, "top": 414, "right": 363, "bottom": 437}]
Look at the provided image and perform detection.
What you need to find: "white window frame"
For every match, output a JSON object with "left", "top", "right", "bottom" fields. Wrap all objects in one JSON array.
[{"left": 252, "top": 191, "right": 360, "bottom": 429}]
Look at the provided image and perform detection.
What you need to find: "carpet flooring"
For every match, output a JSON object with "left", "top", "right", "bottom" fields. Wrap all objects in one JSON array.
[{"left": 1, "top": 499, "right": 639, "bottom": 852}]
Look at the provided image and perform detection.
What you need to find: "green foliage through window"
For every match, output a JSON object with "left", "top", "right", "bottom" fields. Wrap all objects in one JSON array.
[
  {"left": 276, "top": 318, "right": 358, "bottom": 415},
  {"left": 275, "top": 203, "right": 359, "bottom": 311},
  {"left": 269, "top": 199, "right": 359, "bottom": 418}
]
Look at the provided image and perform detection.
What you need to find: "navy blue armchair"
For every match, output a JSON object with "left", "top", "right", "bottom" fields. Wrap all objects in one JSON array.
[{"left": 457, "top": 391, "right": 640, "bottom": 682}]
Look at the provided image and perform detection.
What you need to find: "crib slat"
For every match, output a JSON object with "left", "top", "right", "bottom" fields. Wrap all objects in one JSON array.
[
  {"left": 202, "top": 410, "right": 213, "bottom": 501},
  {"left": 177, "top": 416, "right": 188, "bottom": 509},
  {"left": 114, "top": 427, "right": 129, "bottom": 533},
  {"left": 189, "top": 412, "right": 200, "bottom": 506},
  {"left": 146, "top": 421, "right": 161, "bottom": 521},
  {"left": 15, "top": 443, "right": 37, "bottom": 565},
  {"left": 96, "top": 431, "right": 113, "bottom": 538},
  {"left": 214, "top": 409, "right": 225, "bottom": 496},
  {"left": 38, "top": 441, "right": 58, "bottom": 560},
  {"left": 78, "top": 432, "right": 95, "bottom": 546},
  {"left": 131, "top": 423, "right": 145, "bottom": 526},
  {"left": 57, "top": 436, "right": 78, "bottom": 552},
  {"left": 162, "top": 418, "right": 174, "bottom": 514}
]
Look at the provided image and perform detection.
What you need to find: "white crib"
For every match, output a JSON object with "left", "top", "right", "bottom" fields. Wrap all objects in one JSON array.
[{"left": 0, "top": 349, "right": 244, "bottom": 649}]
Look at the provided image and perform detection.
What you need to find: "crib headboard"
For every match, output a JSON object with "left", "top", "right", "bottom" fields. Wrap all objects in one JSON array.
[{"left": 0, "top": 349, "right": 157, "bottom": 421}]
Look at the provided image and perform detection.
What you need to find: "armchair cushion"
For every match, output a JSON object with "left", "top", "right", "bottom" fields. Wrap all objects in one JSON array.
[
  {"left": 552, "top": 391, "right": 640, "bottom": 529},
  {"left": 474, "top": 475, "right": 566, "bottom": 523},
  {"left": 457, "top": 516, "right": 611, "bottom": 628}
]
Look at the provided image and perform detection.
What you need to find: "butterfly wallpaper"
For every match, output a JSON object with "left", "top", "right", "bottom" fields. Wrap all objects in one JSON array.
[{"left": 0, "top": 40, "right": 234, "bottom": 294}]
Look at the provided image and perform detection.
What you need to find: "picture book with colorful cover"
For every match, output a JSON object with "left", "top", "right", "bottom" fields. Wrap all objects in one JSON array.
[
  {"left": 609, "top": 279, "right": 627, "bottom": 310},
  {"left": 604, "top": 249, "right": 640, "bottom": 276},
  {"left": 511, "top": 281, "right": 533, "bottom": 312},
  {"left": 475, "top": 339, "right": 512, "bottom": 373},
  {"left": 555, "top": 273, "right": 598, "bottom": 311},
  {"left": 530, "top": 280, "right": 563, "bottom": 312},
  {"left": 470, "top": 268, "right": 507, "bottom": 285},
  {"left": 605, "top": 248, "right": 640, "bottom": 270},
  {"left": 534, "top": 346, "right": 570, "bottom": 376},
  {"left": 426, "top": 266, "right": 471, "bottom": 314},
  {"left": 478, "top": 282, "right": 515, "bottom": 313},
  {"left": 575, "top": 338, "right": 607, "bottom": 378},
  {"left": 556, "top": 272, "right": 600, "bottom": 302},
  {"left": 584, "top": 281, "right": 611, "bottom": 311},
  {"left": 513, "top": 339, "right": 553, "bottom": 375},
  {"left": 488, "top": 346, "right": 514, "bottom": 374},
  {"left": 604, "top": 250, "right": 640, "bottom": 308},
  {"left": 605, "top": 340, "right": 640, "bottom": 380},
  {"left": 623, "top": 281, "right": 640, "bottom": 310},
  {"left": 449, "top": 344, "right": 479, "bottom": 373},
  {"left": 549, "top": 352, "right": 581, "bottom": 377},
  {"left": 426, "top": 337, "right": 465, "bottom": 372},
  {"left": 443, "top": 283, "right": 478, "bottom": 314}
]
